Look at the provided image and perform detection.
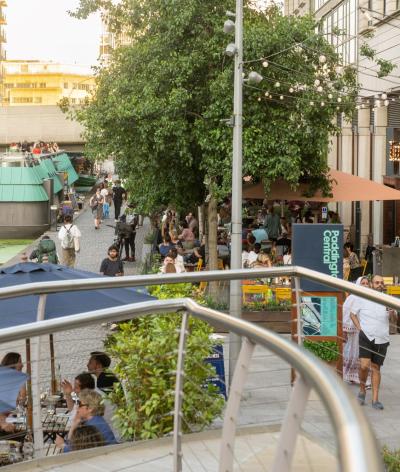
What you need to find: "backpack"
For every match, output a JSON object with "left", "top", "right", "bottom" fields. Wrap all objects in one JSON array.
[
  {"left": 37, "top": 239, "right": 58, "bottom": 264},
  {"left": 61, "top": 225, "right": 75, "bottom": 249}
]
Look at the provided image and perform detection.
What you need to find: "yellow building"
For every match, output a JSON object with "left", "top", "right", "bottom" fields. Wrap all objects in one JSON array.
[
  {"left": 0, "top": 0, "right": 7, "bottom": 104},
  {"left": 2, "top": 60, "right": 96, "bottom": 106}
]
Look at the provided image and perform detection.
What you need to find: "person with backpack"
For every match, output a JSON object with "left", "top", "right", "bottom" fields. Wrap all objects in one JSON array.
[
  {"left": 29, "top": 236, "right": 59, "bottom": 264},
  {"left": 58, "top": 215, "right": 81, "bottom": 267},
  {"left": 90, "top": 189, "right": 104, "bottom": 230}
]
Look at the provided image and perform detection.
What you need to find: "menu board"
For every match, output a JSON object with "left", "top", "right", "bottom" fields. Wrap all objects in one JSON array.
[{"left": 301, "top": 296, "right": 337, "bottom": 336}]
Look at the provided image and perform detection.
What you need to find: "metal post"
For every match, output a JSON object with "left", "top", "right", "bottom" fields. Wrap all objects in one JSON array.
[
  {"left": 219, "top": 337, "right": 255, "bottom": 472},
  {"left": 271, "top": 375, "right": 311, "bottom": 472},
  {"left": 32, "top": 294, "right": 46, "bottom": 456},
  {"left": 294, "top": 277, "right": 302, "bottom": 346},
  {"left": 229, "top": 0, "right": 244, "bottom": 385},
  {"left": 173, "top": 312, "right": 189, "bottom": 472}
]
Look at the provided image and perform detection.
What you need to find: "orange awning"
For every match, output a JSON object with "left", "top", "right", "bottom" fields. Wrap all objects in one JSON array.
[{"left": 243, "top": 169, "right": 400, "bottom": 202}]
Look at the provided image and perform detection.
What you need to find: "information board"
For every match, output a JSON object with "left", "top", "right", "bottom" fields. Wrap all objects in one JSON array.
[
  {"left": 301, "top": 295, "right": 337, "bottom": 336},
  {"left": 205, "top": 344, "right": 227, "bottom": 400}
]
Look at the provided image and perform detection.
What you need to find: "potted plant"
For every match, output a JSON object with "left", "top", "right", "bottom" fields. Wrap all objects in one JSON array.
[{"left": 303, "top": 339, "right": 339, "bottom": 367}]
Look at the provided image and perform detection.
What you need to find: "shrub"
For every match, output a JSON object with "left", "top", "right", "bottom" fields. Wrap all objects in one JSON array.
[
  {"left": 303, "top": 340, "right": 339, "bottom": 362},
  {"left": 382, "top": 446, "right": 400, "bottom": 471},
  {"left": 105, "top": 283, "right": 224, "bottom": 440}
]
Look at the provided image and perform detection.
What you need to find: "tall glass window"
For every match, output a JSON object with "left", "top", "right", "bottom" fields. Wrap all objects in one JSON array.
[
  {"left": 320, "top": 0, "right": 357, "bottom": 65},
  {"left": 315, "top": 0, "right": 331, "bottom": 9}
]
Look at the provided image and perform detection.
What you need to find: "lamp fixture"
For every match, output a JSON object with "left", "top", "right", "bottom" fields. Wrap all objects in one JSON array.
[{"left": 225, "top": 43, "right": 238, "bottom": 57}]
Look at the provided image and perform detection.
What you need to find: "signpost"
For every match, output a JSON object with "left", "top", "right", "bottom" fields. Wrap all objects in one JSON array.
[{"left": 292, "top": 224, "right": 344, "bottom": 377}]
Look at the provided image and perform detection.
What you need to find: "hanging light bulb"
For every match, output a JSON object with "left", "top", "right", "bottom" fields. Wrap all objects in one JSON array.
[
  {"left": 381, "top": 93, "right": 387, "bottom": 100},
  {"left": 328, "top": 93, "right": 333, "bottom": 99},
  {"left": 337, "top": 97, "right": 342, "bottom": 103},
  {"left": 279, "top": 95, "right": 284, "bottom": 100},
  {"left": 384, "top": 99, "right": 390, "bottom": 106},
  {"left": 310, "top": 101, "right": 314, "bottom": 106},
  {"left": 314, "top": 79, "right": 320, "bottom": 87},
  {"left": 321, "top": 101, "right": 325, "bottom": 107},
  {"left": 319, "top": 54, "right": 327, "bottom": 63},
  {"left": 376, "top": 100, "right": 381, "bottom": 107},
  {"left": 275, "top": 82, "right": 280, "bottom": 88},
  {"left": 356, "top": 105, "right": 360, "bottom": 110},
  {"left": 264, "top": 91, "right": 269, "bottom": 97},
  {"left": 289, "top": 87, "right": 294, "bottom": 93},
  {"left": 317, "top": 86, "right": 323, "bottom": 93},
  {"left": 258, "top": 97, "right": 262, "bottom": 102},
  {"left": 336, "top": 106, "right": 340, "bottom": 110},
  {"left": 262, "top": 60, "right": 269, "bottom": 68}
]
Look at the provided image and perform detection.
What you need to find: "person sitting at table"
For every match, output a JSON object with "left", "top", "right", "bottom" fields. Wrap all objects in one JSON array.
[
  {"left": 56, "top": 389, "right": 117, "bottom": 452},
  {"left": 178, "top": 221, "right": 195, "bottom": 249},
  {"left": 61, "top": 372, "right": 95, "bottom": 412},
  {"left": 169, "top": 230, "right": 185, "bottom": 254},
  {"left": 250, "top": 253, "right": 272, "bottom": 269},
  {"left": 69, "top": 424, "right": 105, "bottom": 451},
  {"left": 247, "top": 233, "right": 256, "bottom": 247},
  {"left": 242, "top": 242, "right": 250, "bottom": 268},
  {"left": 185, "top": 236, "right": 206, "bottom": 264},
  {"left": 251, "top": 227, "right": 268, "bottom": 244},
  {"left": 87, "top": 352, "right": 119, "bottom": 393},
  {"left": 158, "top": 233, "right": 175, "bottom": 259},
  {"left": 248, "top": 243, "right": 261, "bottom": 266},
  {"left": 160, "top": 250, "right": 186, "bottom": 274}
]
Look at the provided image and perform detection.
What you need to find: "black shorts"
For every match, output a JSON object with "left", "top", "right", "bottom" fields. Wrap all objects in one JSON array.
[{"left": 359, "top": 330, "right": 389, "bottom": 366}]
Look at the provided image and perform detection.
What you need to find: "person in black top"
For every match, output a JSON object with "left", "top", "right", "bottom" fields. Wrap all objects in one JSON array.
[
  {"left": 100, "top": 245, "right": 124, "bottom": 277},
  {"left": 87, "top": 352, "right": 119, "bottom": 392},
  {"left": 112, "top": 180, "right": 127, "bottom": 222}
]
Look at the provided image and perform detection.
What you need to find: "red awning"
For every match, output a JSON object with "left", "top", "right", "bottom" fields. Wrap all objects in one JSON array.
[{"left": 243, "top": 169, "right": 400, "bottom": 202}]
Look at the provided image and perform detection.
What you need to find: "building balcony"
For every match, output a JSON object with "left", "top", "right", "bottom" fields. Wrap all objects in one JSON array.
[
  {"left": 0, "top": 1, "right": 7, "bottom": 6},
  {"left": 0, "top": 14, "right": 6, "bottom": 25}
]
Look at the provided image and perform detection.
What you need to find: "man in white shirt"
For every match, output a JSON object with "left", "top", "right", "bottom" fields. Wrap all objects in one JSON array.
[
  {"left": 350, "top": 275, "right": 396, "bottom": 410},
  {"left": 57, "top": 215, "right": 82, "bottom": 267}
]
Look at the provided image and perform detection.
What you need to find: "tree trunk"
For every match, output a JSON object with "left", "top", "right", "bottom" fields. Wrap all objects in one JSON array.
[{"left": 207, "top": 194, "right": 219, "bottom": 300}]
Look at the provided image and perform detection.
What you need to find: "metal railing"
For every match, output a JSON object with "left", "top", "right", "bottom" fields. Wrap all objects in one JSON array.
[{"left": 0, "top": 266, "right": 389, "bottom": 471}]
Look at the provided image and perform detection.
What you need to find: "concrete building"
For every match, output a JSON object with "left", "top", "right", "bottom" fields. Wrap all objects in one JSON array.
[
  {"left": 0, "top": 0, "right": 6, "bottom": 104},
  {"left": 284, "top": 0, "right": 400, "bottom": 251},
  {"left": 2, "top": 60, "right": 95, "bottom": 106},
  {"left": 99, "top": 13, "right": 131, "bottom": 64}
]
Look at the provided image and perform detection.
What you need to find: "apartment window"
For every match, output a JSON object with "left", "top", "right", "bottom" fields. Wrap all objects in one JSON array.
[
  {"left": 64, "top": 82, "right": 69, "bottom": 89},
  {"left": 34, "top": 97, "right": 42, "bottom": 103},
  {"left": 15, "top": 82, "right": 34, "bottom": 88},
  {"left": 73, "top": 83, "right": 78, "bottom": 89},
  {"left": 4, "top": 83, "right": 14, "bottom": 88},
  {"left": 320, "top": 0, "right": 357, "bottom": 65},
  {"left": 39, "top": 82, "right": 46, "bottom": 88},
  {"left": 315, "top": 0, "right": 330, "bottom": 9},
  {"left": 21, "top": 65, "right": 28, "bottom": 73},
  {"left": 12, "top": 97, "right": 33, "bottom": 103},
  {"left": 71, "top": 98, "right": 76, "bottom": 104},
  {"left": 78, "top": 83, "right": 90, "bottom": 91}
]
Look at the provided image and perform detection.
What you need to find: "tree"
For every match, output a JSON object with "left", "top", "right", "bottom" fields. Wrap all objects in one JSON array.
[{"left": 70, "top": 1, "right": 358, "bottom": 265}]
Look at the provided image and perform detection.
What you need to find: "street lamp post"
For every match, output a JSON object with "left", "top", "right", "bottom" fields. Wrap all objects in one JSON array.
[{"left": 228, "top": 0, "right": 243, "bottom": 383}]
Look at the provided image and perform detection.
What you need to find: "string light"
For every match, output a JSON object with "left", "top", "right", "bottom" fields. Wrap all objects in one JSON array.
[
  {"left": 274, "top": 81, "right": 280, "bottom": 87},
  {"left": 264, "top": 91, "right": 269, "bottom": 97},
  {"left": 320, "top": 101, "right": 325, "bottom": 107},
  {"left": 384, "top": 99, "right": 390, "bottom": 106},
  {"left": 289, "top": 87, "right": 294, "bottom": 93},
  {"left": 280, "top": 95, "right": 284, "bottom": 100},
  {"left": 381, "top": 93, "right": 387, "bottom": 100},
  {"left": 310, "top": 101, "right": 314, "bottom": 106},
  {"left": 314, "top": 79, "right": 320, "bottom": 87},
  {"left": 317, "top": 86, "right": 323, "bottom": 92},
  {"left": 337, "top": 97, "right": 342, "bottom": 103},
  {"left": 319, "top": 54, "right": 327, "bottom": 63},
  {"left": 328, "top": 93, "right": 333, "bottom": 99},
  {"left": 262, "top": 60, "right": 269, "bottom": 68}
]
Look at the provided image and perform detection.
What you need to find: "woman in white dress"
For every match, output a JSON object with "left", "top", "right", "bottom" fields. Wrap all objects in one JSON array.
[{"left": 343, "top": 276, "right": 371, "bottom": 385}]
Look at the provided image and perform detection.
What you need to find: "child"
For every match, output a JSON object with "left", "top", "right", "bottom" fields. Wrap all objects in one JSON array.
[
  {"left": 99, "top": 245, "right": 124, "bottom": 277},
  {"left": 103, "top": 201, "right": 110, "bottom": 219}
]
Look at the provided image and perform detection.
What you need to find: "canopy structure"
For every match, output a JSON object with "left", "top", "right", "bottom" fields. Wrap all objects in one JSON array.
[
  {"left": 0, "top": 262, "right": 155, "bottom": 328},
  {"left": 0, "top": 167, "right": 49, "bottom": 202},
  {"left": 52, "top": 153, "right": 79, "bottom": 186},
  {"left": 243, "top": 169, "right": 400, "bottom": 202}
]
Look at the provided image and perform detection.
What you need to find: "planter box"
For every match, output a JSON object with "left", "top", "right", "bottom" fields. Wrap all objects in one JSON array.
[{"left": 209, "top": 310, "right": 291, "bottom": 334}]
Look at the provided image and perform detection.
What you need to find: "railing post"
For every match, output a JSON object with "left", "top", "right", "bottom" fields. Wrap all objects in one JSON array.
[
  {"left": 32, "top": 294, "right": 46, "bottom": 456},
  {"left": 294, "top": 277, "right": 302, "bottom": 346},
  {"left": 173, "top": 312, "right": 189, "bottom": 472},
  {"left": 219, "top": 337, "right": 255, "bottom": 472},
  {"left": 271, "top": 375, "right": 311, "bottom": 472}
]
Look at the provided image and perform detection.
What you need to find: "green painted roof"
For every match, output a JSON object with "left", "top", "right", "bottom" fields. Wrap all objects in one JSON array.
[
  {"left": 37, "top": 159, "right": 63, "bottom": 193},
  {"left": 0, "top": 167, "right": 49, "bottom": 202},
  {"left": 52, "top": 153, "right": 79, "bottom": 185}
]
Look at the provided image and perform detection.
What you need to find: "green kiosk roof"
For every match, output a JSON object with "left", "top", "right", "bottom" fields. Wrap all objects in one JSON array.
[
  {"left": 52, "top": 153, "right": 79, "bottom": 186},
  {"left": 36, "top": 159, "right": 63, "bottom": 193},
  {"left": 0, "top": 167, "right": 49, "bottom": 202}
]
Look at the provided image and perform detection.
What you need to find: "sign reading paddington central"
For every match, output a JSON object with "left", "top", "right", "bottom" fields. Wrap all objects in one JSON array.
[{"left": 292, "top": 224, "right": 343, "bottom": 291}]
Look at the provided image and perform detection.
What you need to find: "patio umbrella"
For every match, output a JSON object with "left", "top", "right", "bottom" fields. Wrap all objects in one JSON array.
[
  {"left": 0, "top": 262, "right": 156, "bottom": 454},
  {"left": 243, "top": 169, "right": 400, "bottom": 202},
  {"left": 0, "top": 366, "right": 27, "bottom": 413}
]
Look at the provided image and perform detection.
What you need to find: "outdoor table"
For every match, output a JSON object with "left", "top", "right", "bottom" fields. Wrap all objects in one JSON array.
[{"left": 42, "top": 412, "right": 71, "bottom": 442}]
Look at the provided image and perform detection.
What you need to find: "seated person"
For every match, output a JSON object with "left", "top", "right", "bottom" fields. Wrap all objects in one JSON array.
[
  {"left": 0, "top": 352, "right": 26, "bottom": 434},
  {"left": 283, "top": 247, "right": 292, "bottom": 265},
  {"left": 159, "top": 234, "right": 175, "bottom": 258},
  {"left": 250, "top": 252, "right": 272, "bottom": 269},
  {"left": 160, "top": 249, "right": 186, "bottom": 273},
  {"left": 87, "top": 352, "right": 118, "bottom": 393},
  {"left": 185, "top": 236, "right": 206, "bottom": 264},
  {"left": 251, "top": 227, "right": 268, "bottom": 244},
  {"left": 247, "top": 233, "right": 256, "bottom": 247},
  {"left": 57, "top": 389, "right": 117, "bottom": 452},
  {"left": 248, "top": 243, "right": 261, "bottom": 265},
  {"left": 69, "top": 424, "right": 105, "bottom": 451},
  {"left": 61, "top": 372, "right": 95, "bottom": 412},
  {"left": 242, "top": 242, "right": 250, "bottom": 268},
  {"left": 178, "top": 221, "right": 195, "bottom": 249}
]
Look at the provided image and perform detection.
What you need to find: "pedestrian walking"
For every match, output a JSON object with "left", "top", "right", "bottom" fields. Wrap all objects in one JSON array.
[
  {"left": 90, "top": 189, "right": 104, "bottom": 230},
  {"left": 112, "top": 180, "right": 127, "bottom": 222},
  {"left": 264, "top": 207, "right": 281, "bottom": 242},
  {"left": 350, "top": 275, "right": 397, "bottom": 409},
  {"left": 343, "top": 276, "right": 371, "bottom": 385},
  {"left": 99, "top": 245, "right": 124, "bottom": 277},
  {"left": 29, "top": 235, "right": 59, "bottom": 264},
  {"left": 58, "top": 215, "right": 81, "bottom": 267},
  {"left": 123, "top": 212, "right": 138, "bottom": 262}
]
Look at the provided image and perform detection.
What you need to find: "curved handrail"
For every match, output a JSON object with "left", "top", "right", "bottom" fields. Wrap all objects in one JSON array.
[
  {"left": 0, "top": 265, "right": 399, "bottom": 310},
  {"left": 0, "top": 297, "right": 382, "bottom": 471}
]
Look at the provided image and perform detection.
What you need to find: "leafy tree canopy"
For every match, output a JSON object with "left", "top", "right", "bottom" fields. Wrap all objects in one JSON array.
[{"left": 71, "top": 1, "right": 358, "bottom": 213}]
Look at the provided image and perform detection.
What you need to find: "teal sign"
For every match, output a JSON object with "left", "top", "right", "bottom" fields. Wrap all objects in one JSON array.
[{"left": 301, "top": 296, "right": 337, "bottom": 336}]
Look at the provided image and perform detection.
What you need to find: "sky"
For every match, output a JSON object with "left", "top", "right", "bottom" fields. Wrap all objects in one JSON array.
[{"left": 5, "top": 0, "right": 101, "bottom": 66}]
